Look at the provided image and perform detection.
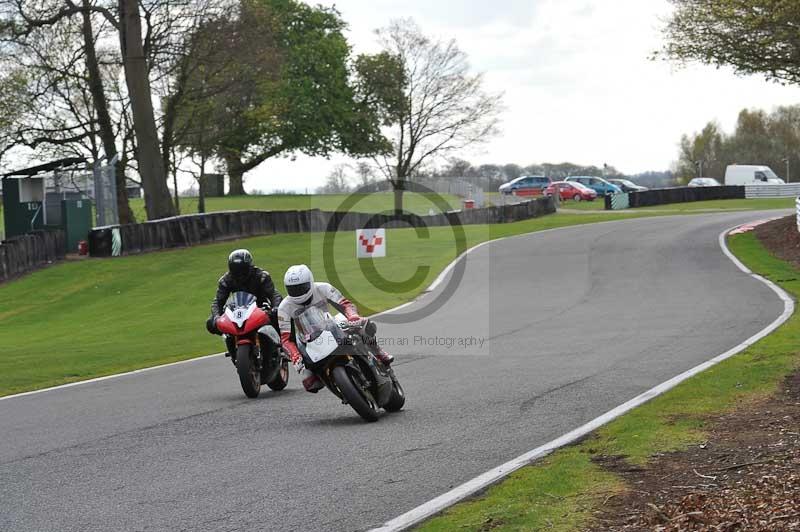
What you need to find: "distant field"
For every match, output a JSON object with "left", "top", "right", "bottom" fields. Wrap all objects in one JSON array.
[
  {"left": 128, "top": 192, "right": 463, "bottom": 221},
  {"left": 1, "top": 194, "right": 792, "bottom": 240}
]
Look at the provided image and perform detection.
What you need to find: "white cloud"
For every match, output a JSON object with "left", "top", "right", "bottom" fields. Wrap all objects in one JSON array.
[{"left": 247, "top": 0, "right": 800, "bottom": 192}]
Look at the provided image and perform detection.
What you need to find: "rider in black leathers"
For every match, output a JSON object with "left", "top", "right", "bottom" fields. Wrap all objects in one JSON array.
[{"left": 206, "top": 249, "right": 283, "bottom": 359}]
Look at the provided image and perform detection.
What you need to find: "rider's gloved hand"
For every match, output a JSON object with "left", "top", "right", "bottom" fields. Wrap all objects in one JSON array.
[
  {"left": 347, "top": 313, "right": 362, "bottom": 322},
  {"left": 206, "top": 316, "right": 221, "bottom": 335},
  {"left": 292, "top": 359, "right": 305, "bottom": 374}
]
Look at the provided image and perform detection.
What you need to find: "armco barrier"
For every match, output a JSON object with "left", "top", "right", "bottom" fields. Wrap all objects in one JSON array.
[
  {"left": 606, "top": 186, "right": 745, "bottom": 209},
  {"left": 796, "top": 197, "right": 800, "bottom": 233},
  {"left": 88, "top": 197, "right": 556, "bottom": 257},
  {"left": 745, "top": 183, "right": 800, "bottom": 198},
  {"left": 0, "top": 229, "right": 66, "bottom": 283}
]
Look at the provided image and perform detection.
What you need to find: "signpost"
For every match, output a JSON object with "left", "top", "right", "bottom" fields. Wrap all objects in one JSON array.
[{"left": 356, "top": 229, "right": 386, "bottom": 258}]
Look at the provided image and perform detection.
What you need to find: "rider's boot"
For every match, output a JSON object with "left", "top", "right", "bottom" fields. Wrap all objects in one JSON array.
[
  {"left": 372, "top": 346, "right": 394, "bottom": 366},
  {"left": 362, "top": 324, "right": 393, "bottom": 366},
  {"left": 376, "top": 348, "right": 394, "bottom": 366},
  {"left": 300, "top": 368, "right": 324, "bottom": 393}
]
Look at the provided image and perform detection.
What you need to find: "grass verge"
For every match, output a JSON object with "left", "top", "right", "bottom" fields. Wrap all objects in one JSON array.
[
  {"left": 562, "top": 197, "right": 796, "bottom": 212},
  {"left": 0, "top": 210, "right": 664, "bottom": 396},
  {"left": 636, "top": 197, "right": 795, "bottom": 212},
  {"left": 416, "top": 229, "right": 800, "bottom": 531}
]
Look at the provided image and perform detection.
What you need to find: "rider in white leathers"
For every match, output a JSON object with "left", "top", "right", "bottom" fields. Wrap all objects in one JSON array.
[{"left": 278, "top": 264, "right": 393, "bottom": 392}]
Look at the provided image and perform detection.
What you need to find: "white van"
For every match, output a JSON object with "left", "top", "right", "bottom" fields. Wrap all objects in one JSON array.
[{"left": 724, "top": 165, "right": 785, "bottom": 185}]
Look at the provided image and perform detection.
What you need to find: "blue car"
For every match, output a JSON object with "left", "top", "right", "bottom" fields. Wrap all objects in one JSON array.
[
  {"left": 564, "top": 176, "right": 622, "bottom": 196},
  {"left": 498, "top": 175, "right": 551, "bottom": 196}
]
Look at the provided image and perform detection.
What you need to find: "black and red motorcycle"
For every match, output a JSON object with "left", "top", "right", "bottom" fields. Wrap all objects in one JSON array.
[{"left": 216, "top": 291, "right": 289, "bottom": 398}]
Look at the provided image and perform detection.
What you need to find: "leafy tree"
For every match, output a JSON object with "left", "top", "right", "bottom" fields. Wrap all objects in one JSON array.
[
  {"left": 502, "top": 163, "right": 523, "bottom": 180},
  {"left": 677, "top": 122, "right": 728, "bottom": 181},
  {"left": 662, "top": 0, "right": 800, "bottom": 85},
  {"left": 729, "top": 109, "right": 772, "bottom": 166},
  {"left": 177, "top": 0, "right": 388, "bottom": 196},
  {"left": 674, "top": 105, "right": 800, "bottom": 182},
  {"left": 768, "top": 105, "right": 800, "bottom": 181}
]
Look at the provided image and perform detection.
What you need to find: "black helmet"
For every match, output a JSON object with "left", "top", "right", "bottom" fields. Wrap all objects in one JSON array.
[{"left": 228, "top": 249, "right": 254, "bottom": 282}]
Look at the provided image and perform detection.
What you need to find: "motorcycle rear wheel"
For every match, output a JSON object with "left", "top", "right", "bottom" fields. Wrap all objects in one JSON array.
[
  {"left": 332, "top": 365, "right": 379, "bottom": 422},
  {"left": 237, "top": 344, "right": 261, "bottom": 398}
]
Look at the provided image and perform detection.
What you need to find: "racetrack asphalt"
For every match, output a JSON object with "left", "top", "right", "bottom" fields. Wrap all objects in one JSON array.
[{"left": 0, "top": 212, "right": 787, "bottom": 532}]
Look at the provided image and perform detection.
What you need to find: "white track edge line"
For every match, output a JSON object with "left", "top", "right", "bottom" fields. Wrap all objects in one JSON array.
[
  {"left": 369, "top": 222, "right": 795, "bottom": 532},
  {"left": 0, "top": 353, "right": 224, "bottom": 402},
  {"left": 0, "top": 214, "right": 746, "bottom": 402}
]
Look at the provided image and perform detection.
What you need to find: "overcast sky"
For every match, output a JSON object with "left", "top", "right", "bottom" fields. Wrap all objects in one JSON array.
[{"left": 246, "top": 0, "right": 800, "bottom": 193}]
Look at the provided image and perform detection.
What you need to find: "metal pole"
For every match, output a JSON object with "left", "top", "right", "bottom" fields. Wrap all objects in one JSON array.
[{"left": 93, "top": 160, "right": 103, "bottom": 226}]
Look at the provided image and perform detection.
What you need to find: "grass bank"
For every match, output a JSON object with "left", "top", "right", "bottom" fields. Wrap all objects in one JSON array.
[
  {"left": 417, "top": 229, "right": 800, "bottom": 531},
  {"left": 0, "top": 211, "right": 663, "bottom": 396}
]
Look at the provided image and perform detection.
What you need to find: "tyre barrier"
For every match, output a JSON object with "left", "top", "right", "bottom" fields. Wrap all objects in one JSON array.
[
  {"left": 605, "top": 193, "right": 630, "bottom": 210},
  {"left": 604, "top": 186, "right": 745, "bottom": 210},
  {"left": 0, "top": 229, "right": 66, "bottom": 283},
  {"left": 88, "top": 197, "right": 556, "bottom": 257}
]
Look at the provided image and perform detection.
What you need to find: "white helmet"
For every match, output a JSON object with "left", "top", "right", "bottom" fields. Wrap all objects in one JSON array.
[{"left": 284, "top": 264, "right": 314, "bottom": 304}]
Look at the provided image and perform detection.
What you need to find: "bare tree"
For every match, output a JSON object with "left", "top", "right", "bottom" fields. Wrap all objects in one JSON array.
[
  {"left": 118, "top": 0, "right": 175, "bottom": 219},
  {"left": 0, "top": 1, "right": 227, "bottom": 221},
  {"left": 0, "top": 0, "right": 172, "bottom": 220},
  {"left": 354, "top": 160, "right": 375, "bottom": 187},
  {"left": 81, "top": 0, "right": 134, "bottom": 223},
  {"left": 369, "top": 19, "right": 502, "bottom": 213},
  {"left": 316, "top": 164, "right": 352, "bottom": 194}
]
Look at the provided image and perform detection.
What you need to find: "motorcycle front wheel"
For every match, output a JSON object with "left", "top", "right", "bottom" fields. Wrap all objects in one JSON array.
[
  {"left": 383, "top": 377, "right": 406, "bottom": 412},
  {"left": 236, "top": 344, "right": 261, "bottom": 398},
  {"left": 332, "top": 365, "right": 379, "bottom": 422},
  {"left": 266, "top": 358, "right": 289, "bottom": 391}
]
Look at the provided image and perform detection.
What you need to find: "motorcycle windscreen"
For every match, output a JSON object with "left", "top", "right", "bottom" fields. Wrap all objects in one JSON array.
[
  {"left": 226, "top": 291, "right": 257, "bottom": 310},
  {"left": 296, "top": 306, "right": 345, "bottom": 361},
  {"left": 305, "top": 330, "right": 339, "bottom": 363},
  {"left": 295, "top": 306, "right": 329, "bottom": 342}
]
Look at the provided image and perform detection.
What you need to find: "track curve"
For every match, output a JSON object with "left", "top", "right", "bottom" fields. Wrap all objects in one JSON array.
[{"left": 0, "top": 212, "right": 787, "bottom": 532}]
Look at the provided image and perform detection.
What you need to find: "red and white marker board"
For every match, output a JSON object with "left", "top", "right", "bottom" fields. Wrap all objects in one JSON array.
[{"left": 356, "top": 229, "right": 386, "bottom": 258}]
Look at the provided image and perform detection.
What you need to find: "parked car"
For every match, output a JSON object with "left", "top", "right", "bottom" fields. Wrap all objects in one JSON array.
[
  {"left": 564, "top": 176, "right": 621, "bottom": 196},
  {"left": 544, "top": 181, "right": 598, "bottom": 202},
  {"left": 608, "top": 178, "right": 648, "bottom": 193},
  {"left": 498, "top": 175, "right": 552, "bottom": 196},
  {"left": 687, "top": 177, "right": 722, "bottom": 187},
  {"left": 724, "top": 165, "right": 785, "bottom": 185}
]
